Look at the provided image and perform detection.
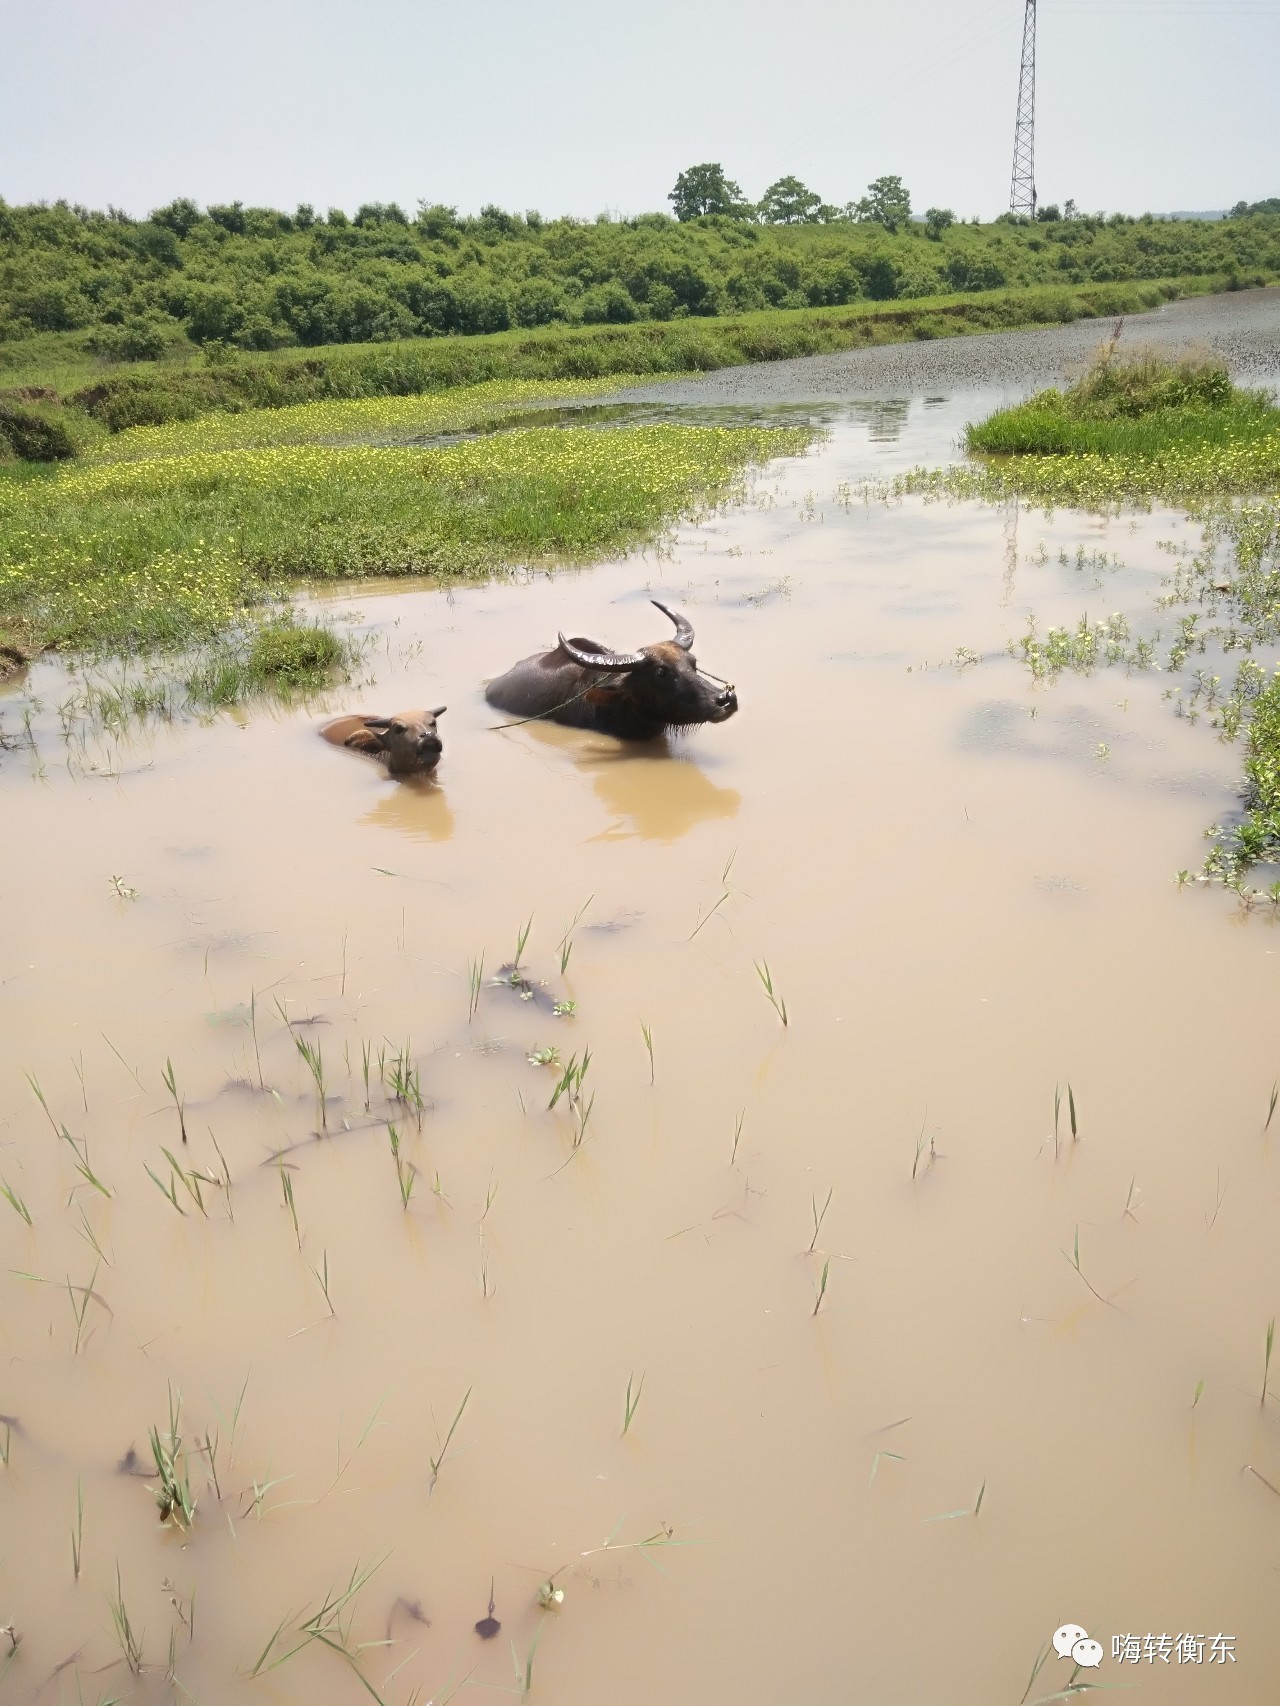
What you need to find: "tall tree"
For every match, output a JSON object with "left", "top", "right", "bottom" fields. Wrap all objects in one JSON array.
[
  {"left": 668, "top": 163, "right": 747, "bottom": 222},
  {"left": 851, "top": 175, "right": 912, "bottom": 233},
  {"left": 758, "top": 176, "right": 823, "bottom": 225}
]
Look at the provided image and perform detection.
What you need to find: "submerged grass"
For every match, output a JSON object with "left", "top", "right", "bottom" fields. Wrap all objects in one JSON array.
[
  {"left": 897, "top": 434, "right": 1280, "bottom": 509},
  {"left": 887, "top": 349, "right": 1280, "bottom": 879},
  {"left": 1217, "top": 669, "right": 1280, "bottom": 871},
  {"left": 0, "top": 422, "right": 811, "bottom": 653}
]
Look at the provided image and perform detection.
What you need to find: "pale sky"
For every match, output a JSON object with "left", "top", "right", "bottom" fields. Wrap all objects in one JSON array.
[{"left": 2, "top": 0, "right": 1277, "bottom": 221}]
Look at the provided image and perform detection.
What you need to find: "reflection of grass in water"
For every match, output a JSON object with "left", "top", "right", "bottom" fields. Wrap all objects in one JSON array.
[
  {"left": 895, "top": 436, "right": 1280, "bottom": 505},
  {"left": 812, "top": 1257, "right": 830, "bottom": 1317},
  {"left": 109, "top": 1565, "right": 145, "bottom": 1674}
]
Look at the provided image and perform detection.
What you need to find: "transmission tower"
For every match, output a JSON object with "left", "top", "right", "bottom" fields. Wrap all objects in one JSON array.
[{"left": 1009, "top": 0, "right": 1037, "bottom": 217}]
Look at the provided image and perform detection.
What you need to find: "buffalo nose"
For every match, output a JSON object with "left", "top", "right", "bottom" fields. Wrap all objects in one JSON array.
[{"left": 716, "top": 688, "right": 737, "bottom": 711}]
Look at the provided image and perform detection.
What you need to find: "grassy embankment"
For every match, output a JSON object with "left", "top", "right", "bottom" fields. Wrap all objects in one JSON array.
[
  {"left": 0, "top": 277, "right": 1234, "bottom": 451},
  {"left": 897, "top": 344, "right": 1280, "bottom": 878}
]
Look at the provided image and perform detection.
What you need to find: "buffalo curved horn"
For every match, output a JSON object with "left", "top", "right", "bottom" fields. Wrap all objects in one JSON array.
[
  {"left": 651, "top": 600, "right": 694, "bottom": 650},
  {"left": 557, "top": 633, "right": 644, "bottom": 671}
]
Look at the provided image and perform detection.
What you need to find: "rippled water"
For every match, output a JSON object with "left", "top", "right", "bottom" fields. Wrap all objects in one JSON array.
[{"left": 0, "top": 394, "right": 1274, "bottom": 1705}]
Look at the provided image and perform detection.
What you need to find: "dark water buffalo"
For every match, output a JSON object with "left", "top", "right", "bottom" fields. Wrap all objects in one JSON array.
[
  {"left": 321, "top": 707, "right": 446, "bottom": 777},
  {"left": 484, "top": 602, "right": 737, "bottom": 742}
]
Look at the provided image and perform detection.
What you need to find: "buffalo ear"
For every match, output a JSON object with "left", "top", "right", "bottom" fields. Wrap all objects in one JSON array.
[{"left": 584, "top": 687, "right": 617, "bottom": 706}]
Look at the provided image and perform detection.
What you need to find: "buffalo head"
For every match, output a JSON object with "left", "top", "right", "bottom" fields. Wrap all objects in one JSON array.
[{"left": 321, "top": 706, "right": 446, "bottom": 777}]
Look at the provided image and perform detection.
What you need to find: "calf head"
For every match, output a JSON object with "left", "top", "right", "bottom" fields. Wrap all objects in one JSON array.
[{"left": 329, "top": 706, "right": 446, "bottom": 776}]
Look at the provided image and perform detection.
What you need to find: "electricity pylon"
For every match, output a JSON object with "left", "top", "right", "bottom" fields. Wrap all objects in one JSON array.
[{"left": 1009, "top": 0, "right": 1037, "bottom": 218}]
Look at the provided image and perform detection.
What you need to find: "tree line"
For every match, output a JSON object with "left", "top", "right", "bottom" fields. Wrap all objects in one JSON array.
[{"left": 1, "top": 182, "right": 1276, "bottom": 362}]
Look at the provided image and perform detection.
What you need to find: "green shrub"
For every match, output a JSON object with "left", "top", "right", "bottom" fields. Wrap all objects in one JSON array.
[
  {"left": 1065, "top": 345, "right": 1235, "bottom": 418},
  {"left": 0, "top": 401, "right": 78, "bottom": 460},
  {"left": 85, "top": 317, "right": 176, "bottom": 362}
]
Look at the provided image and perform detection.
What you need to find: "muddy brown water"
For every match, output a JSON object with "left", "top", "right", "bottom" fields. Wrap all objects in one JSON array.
[{"left": 2, "top": 396, "right": 1278, "bottom": 1705}]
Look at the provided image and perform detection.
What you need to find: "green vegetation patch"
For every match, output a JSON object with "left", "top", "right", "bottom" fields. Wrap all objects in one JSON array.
[
  {"left": 1235, "top": 669, "right": 1280, "bottom": 867},
  {"left": 56, "top": 280, "right": 1198, "bottom": 437},
  {"left": 967, "top": 345, "right": 1280, "bottom": 462},
  {"left": 0, "top": 422, "right": 811, "bottom": 653},
  {"left": 185, "top": 618, "right": 347, "bottom": 707},
  {"left": 892, "top": 348, "right": 1280, "bottom": 509},
  {"left": 89, "top": 375, "right": 660, "bottom": 461},
  {"left": 0, "top": 398, "right": 81, "bottom": 461}
]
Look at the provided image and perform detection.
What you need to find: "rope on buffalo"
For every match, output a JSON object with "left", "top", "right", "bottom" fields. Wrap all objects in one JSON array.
[
  {"left": 487, "top": 666, "right": 733, "bottom": 732},
  {"left": 487, "top": 676, "right": 625, "bottom": 732}
]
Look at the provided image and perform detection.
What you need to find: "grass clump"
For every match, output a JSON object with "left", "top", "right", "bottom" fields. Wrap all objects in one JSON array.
[
  {"left": 183, "top": 618, "right": 348, "bottom": 708},
  {"left": 1208, "top": 667, "right": 1280, "bottom": 873},
  {"left": 907, "top": 342, "right": 1280, "bottom": 504},
  {"left": 247, "top": 619, "right": 342, "bottom": 684},
  {"left": 967, "top": 344, "right": 1279, "bottom": 463},
  {"left": 890, "top": 343, "right": 1280, "bottom": 509}
]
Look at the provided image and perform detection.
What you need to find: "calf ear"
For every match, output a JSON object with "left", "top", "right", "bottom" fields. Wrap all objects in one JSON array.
[
  {"left": 430, "top": 705, "right": 447, "bottom": 717},
  {"left": 364, "top": 716, "right": 393, "bottom": 730},
  {"left": 343, "top": 726, "right": 385, "bottom": 755}
]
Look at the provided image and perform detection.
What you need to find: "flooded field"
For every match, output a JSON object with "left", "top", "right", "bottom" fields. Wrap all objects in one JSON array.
[{"left": 3, "top": 393, "right": 1280, "bottom": 1705}]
